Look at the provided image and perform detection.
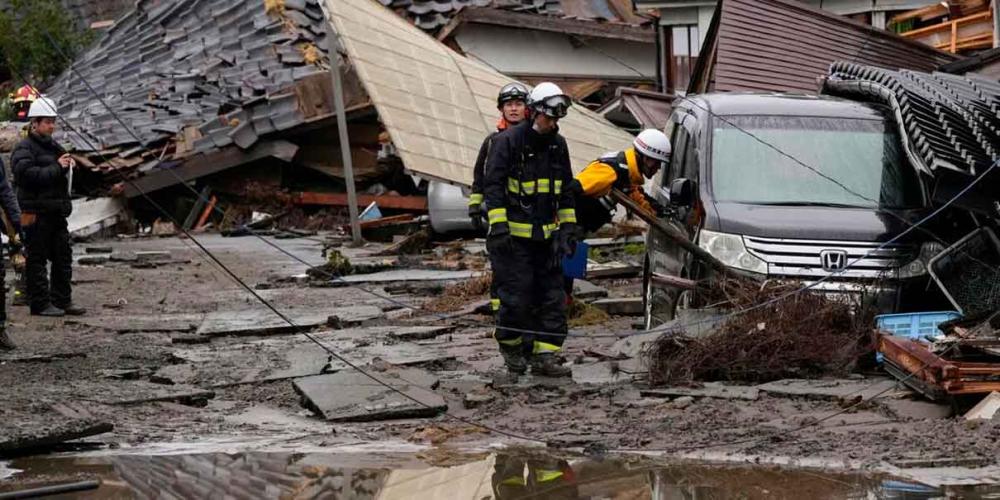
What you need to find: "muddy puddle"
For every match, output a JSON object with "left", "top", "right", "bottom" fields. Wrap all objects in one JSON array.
[{"left": 2, "top": 450, "right": 998, "bottom": 499}]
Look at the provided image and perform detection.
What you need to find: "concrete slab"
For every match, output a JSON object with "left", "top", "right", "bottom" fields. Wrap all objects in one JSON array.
[
  {"left": 592, "top": 297, "right": 643, "bottom": 316},
  {"left": 0, "top": 418, "right": 113, "bottom": 454},
  {"left": 294, "top": 368, "right": 446, "bottom": 422},
  {"left": 101, "top": 383, "right": 215, "bottom": 406},
  {"left": 756, "top": 378, "right": 901, "bottom": 401},
  {"left": 571, "top": 359, "right": 643, "bottom": 385},
  {"left": 160, "top": 327, "right": 455, "bottom": 387},
  {"left": 641, "top": 383, "right": 761, "bottom": 401},
  {"left": 882, "top": 398, "right": 952, "bottom": 420},
  {"left": 965, "top": 391, "right": 1000, "bottom": 420},
  {"left": 68, "top": 198, "right": 126, "bottom": 238},
  {"left": 196, "top": 306, "right": 382, "bottom": 337},
  {"left": 388, "top": 326, "right": 456, "bottom": 341},
  {"left": 67, "top": 314, "right": 202, "bottom": 334},
  {"left": 335, "top": 269, "right": 479, "bottom": 284},
  {"left": 573, "top": 280, "right": 608, "bottom": 301}
]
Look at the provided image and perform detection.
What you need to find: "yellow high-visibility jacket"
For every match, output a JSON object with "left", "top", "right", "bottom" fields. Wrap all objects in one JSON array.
[{"left": 573, "top": 148, "right": 653, "bottom": 232}]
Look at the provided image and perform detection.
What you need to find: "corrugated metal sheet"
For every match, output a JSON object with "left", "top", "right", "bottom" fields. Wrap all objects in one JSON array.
[
  {"left": 707, "top": 0, "right": 959, "bottom": 93},
  {"left": 324, "top": 0, "right": 636, "bottom": 187}
]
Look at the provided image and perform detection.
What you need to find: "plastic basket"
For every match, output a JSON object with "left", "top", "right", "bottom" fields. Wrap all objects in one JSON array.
[
  {"left": 876, "top": 311, "right": 961, "bottom": 340},
  {"left": 562, "top": 242, "right": 589, "bottom": 279}
]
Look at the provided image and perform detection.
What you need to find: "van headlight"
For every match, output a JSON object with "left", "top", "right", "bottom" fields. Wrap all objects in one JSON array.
[
  {"left": 698, "top": 229, "right": 767, "bottom": 275},
  {"left": 898, "top": 242, "right": 946, "bottom": 279}
]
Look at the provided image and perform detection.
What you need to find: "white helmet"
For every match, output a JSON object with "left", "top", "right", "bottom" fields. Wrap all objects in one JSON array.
[
  {"left": 27, "top": 96, "right": 58, "bottom": 119},
  {"left": 528, "top": 82, "right": 571, "bottom": 118},
  {"left": 633, "top": 129, "right": 671, "bottom": 163}
]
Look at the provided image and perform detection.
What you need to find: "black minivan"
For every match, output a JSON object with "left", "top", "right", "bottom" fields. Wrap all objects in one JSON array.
[{"left": 643, "top": 93, "right": 959, "bottom": 329}]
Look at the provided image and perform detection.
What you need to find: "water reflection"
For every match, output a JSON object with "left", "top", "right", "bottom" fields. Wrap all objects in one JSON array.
[{"left": 0, "top": 450, "right": 988, "bottom": 499}]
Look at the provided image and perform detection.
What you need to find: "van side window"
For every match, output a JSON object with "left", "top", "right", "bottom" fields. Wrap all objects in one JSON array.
[
  {"left": 682, "top": 129, "right": 699, "bottom": 182},
  {"left": 665, "top": 126, "right": 690, "bottom": 188}
]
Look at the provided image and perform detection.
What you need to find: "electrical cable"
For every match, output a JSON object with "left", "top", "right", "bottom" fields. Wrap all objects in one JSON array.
[
  {"left": 16, "top": 13, "right": 998, "bottom": 460},
  {"left": 4, "top": 60, "right": 552, "bottom": 446}
]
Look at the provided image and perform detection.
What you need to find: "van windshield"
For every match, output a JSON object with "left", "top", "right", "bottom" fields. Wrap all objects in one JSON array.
[{"left": 710, "top": 115, "right": 923, "bottom": 209}]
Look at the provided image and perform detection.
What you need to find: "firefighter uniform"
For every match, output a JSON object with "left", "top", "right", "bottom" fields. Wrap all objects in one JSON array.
[
  {"left": 470, "top": 119, "right": 511, "bottom": 314},
  {"left": 574, "top": 147, "right": 658, "bottom": 233},
  {"left": 484, "top": 119, "right": 577, "bottom": 366}
]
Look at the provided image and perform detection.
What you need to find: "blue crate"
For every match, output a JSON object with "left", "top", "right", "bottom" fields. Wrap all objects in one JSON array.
[
  {"left": 561, "top": 242, "right": 589, "bottom": 279},
  {"left": 876, "top": 311, "right": 961, "bottom": 340}
]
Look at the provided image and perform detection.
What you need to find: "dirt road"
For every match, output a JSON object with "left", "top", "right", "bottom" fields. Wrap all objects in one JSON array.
[{"left": 0, "top": 233, "right": 996, "bottom": 472}]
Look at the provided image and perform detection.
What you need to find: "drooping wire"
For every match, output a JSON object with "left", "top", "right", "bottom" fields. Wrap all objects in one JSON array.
[{"left": 16, "top": 10, "right": 998, "bottom": 460}]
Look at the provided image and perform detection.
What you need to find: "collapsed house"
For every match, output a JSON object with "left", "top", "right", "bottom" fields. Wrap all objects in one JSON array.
[
  {"left": 37, "top": 0, "right": 634, "bottom": 228},
  {"left": 382, "top": 0, "right": 657, "bottom": 106}
]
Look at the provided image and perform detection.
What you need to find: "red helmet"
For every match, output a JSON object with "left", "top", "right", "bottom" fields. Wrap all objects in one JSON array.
[{"left": 10, "top": 85, "right": 39, "bottom": 121}]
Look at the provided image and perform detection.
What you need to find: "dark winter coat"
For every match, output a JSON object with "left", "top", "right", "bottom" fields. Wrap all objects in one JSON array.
[
  {"left": 0, "top": 157, "right": 22, "bottom": 235},
  {"left": 11, "top": 133, "right": 71, "bottom": 217}
]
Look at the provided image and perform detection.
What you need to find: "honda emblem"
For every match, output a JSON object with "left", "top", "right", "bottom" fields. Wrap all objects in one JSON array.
[{"left": 820, "top": 250, "right": 848, "bottom": 272}]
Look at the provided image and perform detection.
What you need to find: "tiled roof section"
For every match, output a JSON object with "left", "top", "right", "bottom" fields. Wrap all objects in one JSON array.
[
  {"left": 326, "top": 0, "right": 636, "bottom": 187},
  {"left": 46, "top": 0, "right": 331, "bottom": 173},
  {"left": 380, "top": 0, "right": 649, "bottom": 31}
]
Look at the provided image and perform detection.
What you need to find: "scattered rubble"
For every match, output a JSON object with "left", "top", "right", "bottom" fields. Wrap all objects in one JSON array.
[{"left": 644, "top": 278, "right": 875, "bottom": 385}]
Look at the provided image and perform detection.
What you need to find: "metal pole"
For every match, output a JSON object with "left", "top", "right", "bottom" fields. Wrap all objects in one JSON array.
[
  {"left": 994, "top": 0, "right": 1000, "bottom": 48},
  {"left": 0, "top": 480, "right": 100, "bottom": 499},
  {"left": 328, "top": 45, "right": 362, "bottom": 245}
]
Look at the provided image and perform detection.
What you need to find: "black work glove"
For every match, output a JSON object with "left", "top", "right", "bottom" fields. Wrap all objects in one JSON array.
[
  {"left": 468, "top": 203, "right": 484, "bottom": 230},
  {"left": 559, "top": 222, "right": 581, "bottom": 259},
  {"left": 550, "top": 223, "right": 580, "bottom": 269},
  {"left": 487, "top": 227, "right": 513, "bottom": 257}
]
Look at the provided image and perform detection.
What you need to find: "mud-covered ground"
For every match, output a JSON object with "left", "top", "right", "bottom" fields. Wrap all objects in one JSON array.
[{"left": 0, "top": 233, "right": 996, "bottom": 472}]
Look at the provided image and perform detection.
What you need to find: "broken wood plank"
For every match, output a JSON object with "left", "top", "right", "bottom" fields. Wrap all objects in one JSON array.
[
  {"left": 293, "top": 368, "right": 446, "bottom": 422},
  {"left": 586, "top": 261, "right": 640, "bottom": 279},
  {"left": 591, "top": 297, "right": 644, "bottom": 316},
  {"left": 108, "top": 388, "right": 216, "bottom": 406},
  {"left": 196, "top": 306, "right": 381, "bottom": 337},
  {"left": 334, "top": 269, "right": 478, "bottom": 284},
  {"left": 293, "top": 192, "right": 428, "bottom": 212},
  {"left": 641, "top": 384, "right": 761, "bottom": 401},
  {"left": 0, "top": 419, "right": 113, "bottom": 455},
  {"left": 124, "top": 141, "right": 299, "bottom": 198},
  {"left": 194, "top": 196, "right": 218, "bottom": 231}
]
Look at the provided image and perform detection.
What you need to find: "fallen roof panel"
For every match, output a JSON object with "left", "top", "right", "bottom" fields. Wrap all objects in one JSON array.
[{"left": 324, "top": 0, "right": 636, "bottom": 186}]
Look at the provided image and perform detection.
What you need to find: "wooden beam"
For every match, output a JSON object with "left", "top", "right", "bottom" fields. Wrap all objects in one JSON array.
[
  {"left": 953, "top": 20, "right": 959, "bottom": 52},
  {"left": 124, "top": 140, "right": 299, "bottom": 198},
  {"left": 901, "top": 9, "right": 993, "bottom": 38},
  {"left": 438, "top": 7, "right": 654, "bottom": 44},
  {"left": 292, "top": 192, "right": 428, "bottom": 212}
]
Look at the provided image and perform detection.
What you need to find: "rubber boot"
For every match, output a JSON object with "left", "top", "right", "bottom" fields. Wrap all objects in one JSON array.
[
  {"left": 495, "top": 345, "right": 527, "bottom": 385},
  {"left": 531, "top": 353, "right": 571, "bottom": 378},
  {"left": 0, "top": 327, "right": 15, "bottom": 350}
]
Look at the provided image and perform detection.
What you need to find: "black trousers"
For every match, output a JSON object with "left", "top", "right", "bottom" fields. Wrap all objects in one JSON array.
[
  {"left": 24, "top": 214, "right": 72, "bottom": 312},
  {"left": 490, "top": 238, "right": 567, "bottom": 355}
]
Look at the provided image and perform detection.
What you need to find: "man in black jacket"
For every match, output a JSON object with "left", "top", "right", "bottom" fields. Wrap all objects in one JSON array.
[
  {"left": 11, "top": 97, "right": 84, "bottom": 318},
  {"left": 0, "top": 156, "right": 23, "bottom": 349},
  {"left": 484, "top": 82, "right": 579, "bottom": 381}
]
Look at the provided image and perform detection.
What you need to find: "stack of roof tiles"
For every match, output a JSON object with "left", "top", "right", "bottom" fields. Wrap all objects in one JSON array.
[
  {"left": 825, "top": 62, "right": 1000, "bottom": 177},
  {"left": 46, "top": 0, "right": 331, "bottom": 177},
  {"left": 380, "top": 0, "right": 646, "bottom": 31}
]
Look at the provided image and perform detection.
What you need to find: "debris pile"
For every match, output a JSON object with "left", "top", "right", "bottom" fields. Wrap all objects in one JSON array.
[
  {"left": 644, "top": 278, "right": 875, "bottom": 385},
  {"left": 424, "top": 273, "right": 492, "bottom": 313}
]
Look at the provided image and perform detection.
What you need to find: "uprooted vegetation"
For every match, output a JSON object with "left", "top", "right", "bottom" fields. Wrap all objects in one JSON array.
[
  {"left": 423, "top": 273, "right": 493, "bottom": 312},
  {"left": 644, "top": 278, "right": 876, "bottom": 385}
]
